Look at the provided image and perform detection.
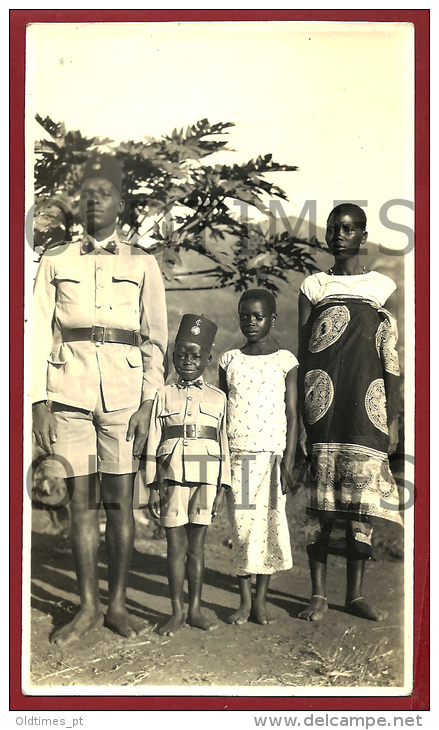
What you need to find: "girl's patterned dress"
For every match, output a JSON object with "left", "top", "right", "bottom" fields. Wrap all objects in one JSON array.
[
  {"left": 299, "top": 270, "right": 403, "bottom": 557},
  {"left": 218, "top": 349, "right": 298, "bottom": 575}
]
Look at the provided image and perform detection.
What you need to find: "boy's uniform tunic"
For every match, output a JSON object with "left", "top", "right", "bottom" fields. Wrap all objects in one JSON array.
[
  {"left": 146, "top": 378, "right": 231, "bottom": 526},
  {"left": 32, "top": 230, "right": 168, "bottom": 476}
]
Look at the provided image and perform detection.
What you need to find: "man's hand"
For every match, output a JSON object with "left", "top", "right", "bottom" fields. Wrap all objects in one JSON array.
[
  {"left": 148, "top": 486, "right": 160, "bottom": 520},
  {"left": 126, "top": 400, "right": 153, "bottom": 459},
  {"left": 33, "top": 402, "right": 57, "bottom": 455},
  {"left": 211, "top": 486, "right": 225, "bottom": 521}
]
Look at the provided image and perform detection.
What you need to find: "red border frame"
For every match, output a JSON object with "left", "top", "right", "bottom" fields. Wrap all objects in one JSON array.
[{"left": 10, "top": 9, "right": 429, "bottom": 712}]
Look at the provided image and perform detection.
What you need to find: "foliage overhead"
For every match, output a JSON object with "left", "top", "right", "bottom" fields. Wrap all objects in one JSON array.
[{"left": 34, "top": 115, "right": 322, "bottom": 291}]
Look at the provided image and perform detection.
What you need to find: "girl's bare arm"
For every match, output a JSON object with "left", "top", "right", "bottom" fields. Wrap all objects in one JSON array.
[
  {"left": 281, "top": 366, "right": 299, "bottom": 494},
  {"left": 218, "top": 365, "right": 228, "bottom": 397}
]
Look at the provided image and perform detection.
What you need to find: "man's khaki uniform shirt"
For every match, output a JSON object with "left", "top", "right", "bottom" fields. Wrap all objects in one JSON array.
[{"left": 32, "top": 232, "right": 168, "bottom": 411}]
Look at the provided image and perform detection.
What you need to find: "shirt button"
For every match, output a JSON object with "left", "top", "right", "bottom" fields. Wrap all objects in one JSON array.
[
  {"left": 183, "top": 440, "right": 189, "bottom": 446},
  {"left": 187, "top": 396, "right": 192, "bottom": 400},
  {"left": 95, "top": 342, "right": 102, "bottom": 347},
  {"left": 96, "top": 267, "right": 102, "bottom": 272},
  {"left": 187, "top": 412, "right": 192, "bottom": 416},
  {"left": 95, "top": 304, "right": 102, "bottom": 308}
]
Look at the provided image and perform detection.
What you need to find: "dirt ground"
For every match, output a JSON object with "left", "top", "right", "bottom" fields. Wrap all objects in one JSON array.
[{"left": 26, "top": 467, "right": 406, "bottom": 695}]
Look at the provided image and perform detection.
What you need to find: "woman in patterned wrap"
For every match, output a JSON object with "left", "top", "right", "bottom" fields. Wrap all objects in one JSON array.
[{"left": 298, "top": 203, "right": 403, "bottom": 622}]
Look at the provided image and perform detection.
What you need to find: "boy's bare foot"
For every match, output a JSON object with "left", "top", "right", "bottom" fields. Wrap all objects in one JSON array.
[
  {"left": 158, "top": 614, "right": 186, "bottom": 636},
  {"left": 51, "top": 609, "right": 104, "bottom": 645},
  {"left": 345, "top": 597, "right": 388, "bottom": 621},
  {"left": 104, "top": 607, "right": 140, "bottom": 638},
  {"left": 250, "top": 603, "right": 275, "bottom": 625},
  {"left": 299, "top": 595, "right": 328, "bottom": 622},
  {"left": 187, "top": 610, "right": 218, "bottom": 631},
  {"left": 227, "top": 604, "right": 252, "bottom": 625}
]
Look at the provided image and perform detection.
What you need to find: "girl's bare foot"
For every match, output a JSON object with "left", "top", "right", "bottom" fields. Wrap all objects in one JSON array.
[
  {"left": 250, "top": 602, "right": 275, "bottom": 625},
  {"left": 345, "top": 597, "right": 388, "bottom": 621},
  {"left": 51, "top": 608, "right": 104, "bottom": 645},
  {"left": 104, "top": 607, "right": 140, "bottom": 638},
  {"left": 187, "top": 609, "right": 218, "bottom": 631},
  {"left": 299, "top": 595, "right": 328, "bottom": 621},
  {"left": 158, "top": 614, "right": 186, "bottom": 636},
  {"left": 227, "top": 603, "right": 252, "bottom": 625}
]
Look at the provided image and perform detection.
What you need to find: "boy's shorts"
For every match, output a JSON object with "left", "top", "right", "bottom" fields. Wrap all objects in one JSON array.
[
  {"left": 43, "top": 395, "right": 140, "bottom": 478},
  {"left": 159, "top": 480, "right": 217, "bottom": 528}
]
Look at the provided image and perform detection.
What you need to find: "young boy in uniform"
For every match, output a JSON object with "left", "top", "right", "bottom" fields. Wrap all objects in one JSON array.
[
  {"left": 147, "top": 314, "right": 230, "bottom": 636},
  {"left": 32, "top": 153, "right": 168, "bottom": 644}
]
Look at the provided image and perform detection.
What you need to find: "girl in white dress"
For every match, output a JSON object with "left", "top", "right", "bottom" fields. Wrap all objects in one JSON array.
[{"left": 219, "top": 289, "right": 298, "bottom": 625}]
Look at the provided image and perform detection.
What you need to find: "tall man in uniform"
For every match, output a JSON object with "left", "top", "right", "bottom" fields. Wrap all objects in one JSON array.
[{"left": 32, "top": 154, "right": 168, "bottom": 644}]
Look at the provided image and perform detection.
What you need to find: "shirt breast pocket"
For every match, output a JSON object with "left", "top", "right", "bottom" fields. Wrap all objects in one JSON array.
[
  {"left": 198, "top": 403, "right": 220, "bottom": 424},
  {"left": 53, "top": 274, "right": 82, "bottom": 304},
  {"left": 112, "top": 274, "right": 141, "bottom": 307},
  {"left": 159, "top": 409, "right": 180, "bottom": 424}
]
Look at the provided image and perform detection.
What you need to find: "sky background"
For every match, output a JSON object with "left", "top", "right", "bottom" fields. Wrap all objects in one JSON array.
[{"left": 26, "top": 20, "right": 414, "bottom": 251}]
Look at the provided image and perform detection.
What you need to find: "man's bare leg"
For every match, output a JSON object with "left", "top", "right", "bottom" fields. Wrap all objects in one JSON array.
[
  {"left": 51, "top": 474, "right": 104, "bottom": 644},
  {"left": 102, "top": 472, "right": 140, "bottom": 637}
]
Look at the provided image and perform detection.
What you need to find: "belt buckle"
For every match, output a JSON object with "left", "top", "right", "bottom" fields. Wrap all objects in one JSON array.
[
  {"left": 183, "top": 423, "right": 197, "bottom": 439},
  {"left": 91, "top": 325, "right": 106, "bottom": 344}
]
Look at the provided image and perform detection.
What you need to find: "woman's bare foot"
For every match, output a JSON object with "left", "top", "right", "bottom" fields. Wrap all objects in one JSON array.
[
  {"left": 187, "top": 609, "right": 218, "bottom": 631},
  {"left": 227, "top": 603, "right": 252, "bottom": 625},
  {"left": 158, "top": 614, "right": 186, "bottom": 636},
  {"left": 51, "top": 608, "right": 104, "bottom": 645},
  {"left": 104, "top": 606, "right": 141, "bottom": 638},
  {"left": 250, "top": 602, "right": 275, "bottom": 625},
  {"left": 345, "top": 597, "right": 388, "bottom": 621},
  {"left": 299, "top": 595, "right": 328, "bottom": 622}
]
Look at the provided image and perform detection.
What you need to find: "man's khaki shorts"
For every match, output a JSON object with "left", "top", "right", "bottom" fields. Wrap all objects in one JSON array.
[{"left": 43, "top": 395, "right": 140, "bottom": 478}]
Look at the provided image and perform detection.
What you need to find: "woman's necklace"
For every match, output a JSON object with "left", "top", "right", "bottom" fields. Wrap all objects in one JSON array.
[{"left": 328, "top": 265, "right": 366, "bottom": 276}]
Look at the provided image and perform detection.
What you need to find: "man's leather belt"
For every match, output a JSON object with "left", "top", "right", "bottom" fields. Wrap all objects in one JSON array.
[
  {"left": 62, "top": 326, "right": 138, "bottom": 346},
  {"left": 163, "top": 424, "right": 218, "bottom": 441}
]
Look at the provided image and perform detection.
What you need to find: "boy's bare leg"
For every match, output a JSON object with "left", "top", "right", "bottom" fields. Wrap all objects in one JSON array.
[
  {"left": 227, "top": 574, "right": 252, "bottom": 625},
  {"left": 101, "top": 472, "right": 140, "bottom": 637},
  {"left": 159, "top": 525, "right": 187, "bottom": 635},
  {"left": 186, "top": 524, "right": 218, "bottom": 631},
  {"left": 51, "top": 474, "right": 104, "bottom": 644},
  {"left": 251, "top": 574, "right": 275, "bottom": 624}
]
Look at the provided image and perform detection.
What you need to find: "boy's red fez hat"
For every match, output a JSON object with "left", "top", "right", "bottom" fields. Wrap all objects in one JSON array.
[
  {"left": 175, "top": 314, "right": 218, "bottom": 353},
  {"left": 82, "top": 154, "right": 123, "bottom": 194}
]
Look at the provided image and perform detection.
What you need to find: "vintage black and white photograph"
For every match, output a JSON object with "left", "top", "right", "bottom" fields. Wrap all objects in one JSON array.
[{"left": 23, "top": 19, "right": 415, "bottom": 696}]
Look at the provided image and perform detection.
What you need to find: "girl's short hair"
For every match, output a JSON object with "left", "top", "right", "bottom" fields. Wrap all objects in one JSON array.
[
  {"left": 327, "top": 203, "right": 367, "bottom": 230},
  {"left": 238, "top": 288, "right": 277, "bottom": 314}
]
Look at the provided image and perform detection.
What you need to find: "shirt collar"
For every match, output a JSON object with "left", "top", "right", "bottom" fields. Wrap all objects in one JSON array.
[
  {"left": 176, "top": 376, "right": 204, "bottom": 389},
  {"left": 81, "top": 230, "right": 119, "bottom": 255}
]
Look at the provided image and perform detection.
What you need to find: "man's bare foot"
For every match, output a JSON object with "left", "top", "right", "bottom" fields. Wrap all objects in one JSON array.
[
  {"left": 187, "top": 610, "right": 218, "bottom": 631},
  {"left": 345, "top": 597, "right": 388, "bottom": 621},
  {"left": 51, "top": 608, "right": 104, "bottom": 645},
  {"left": 299, "top": 595, "right": 328, "bottom": 622},
  {"left": 104, "top": 607, "right": 139, "bottom": 638},
  {"left": 227, "top": 604, "right": 252, "bottom": 625},
  {"left": 158, "top": 614, "right": 186, "bottom": 636},
  {"left": 250, "top": 603, "right": 275, "bottom": 625}
]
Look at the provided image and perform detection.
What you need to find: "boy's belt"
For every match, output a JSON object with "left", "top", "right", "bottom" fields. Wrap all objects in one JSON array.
[
  {"left": 61, "top": 326, "right": 138, "bottom": 346},
  {"left": 162, "top": 424, "right": 218, "bottom": 441}
]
